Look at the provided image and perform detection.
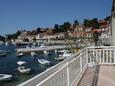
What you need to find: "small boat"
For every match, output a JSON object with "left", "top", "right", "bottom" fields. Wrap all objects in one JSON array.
[
  {"left": 17, "top": 66, "right": 31, "bottom": 74},
  {"left": 0, "top": 52, "right": 7, "bottom": 56},
  {"left": 17, "top": 61, "right": 27, "bottom": 65},
  {"left": 17, "top": 61, "right": 31, "bottom": 74},
  {"left": 31, "top": 52, "right": 37, "bottom": 56},
  {"left": 16, "top": 53, "right": 23, "bottom": 57},
  {"left": 0, "top": 74, "right": 12, "bottom": 81},
  {"left": 5, "top": 42, "right": 9, "bottom": 46},
  {"left": 26, "top": 45, "right": 30, "bottom": 48},
  {"left": 37, "top": 59, "right": 50, "bottom": 65},
  {"left": 54, "top": 50, "right": 58, "bottom": 53},
  {"left": 63, "top": 51, "right": 71, "bottom": 58},
  {"left": 55, "top": 57, "right": 65, "bottom": 61},
  {"left": 0, "top": 50, "right": 7, "bottom": 56},
  {"left": 58, "top": 50, "right": 71, "bottom": 58},
  {"left": 40, "top": 44, "right": 46, "bottom": 48},
  {"left": 43, "top": 51, "right": 49, "bottom": 54}
]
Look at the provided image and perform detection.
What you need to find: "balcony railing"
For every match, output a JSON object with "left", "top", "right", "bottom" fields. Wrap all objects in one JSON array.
[{"left": 18, "top": 46, "right": 115, "bottom": 86}]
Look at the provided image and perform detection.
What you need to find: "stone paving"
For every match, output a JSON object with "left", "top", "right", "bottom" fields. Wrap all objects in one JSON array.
[
  {"left": 77, "top": 65, "right": 115, "bottom": 86},
  {"left": 78, "top": 67, "right": 96, "bottom": 86},
  {"left": 97, "top": 65, "right": 115, "bottom": 86}
]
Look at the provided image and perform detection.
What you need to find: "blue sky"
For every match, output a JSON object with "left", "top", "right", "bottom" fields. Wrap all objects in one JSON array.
[{"left": 0, "top": 0, "right": 112, "bottom": 35}]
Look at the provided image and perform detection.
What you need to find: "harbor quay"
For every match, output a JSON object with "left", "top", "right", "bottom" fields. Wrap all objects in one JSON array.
[{"left": 16, "top": 45, "right": 73, "bottom": 53}]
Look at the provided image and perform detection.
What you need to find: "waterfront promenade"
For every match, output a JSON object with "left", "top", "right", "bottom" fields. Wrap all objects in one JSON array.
[{"left": 16, "top": 45, "right": 72, "bottom": 53}]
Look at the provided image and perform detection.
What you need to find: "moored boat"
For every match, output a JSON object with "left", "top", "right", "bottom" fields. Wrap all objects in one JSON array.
[
  {"left": 43, "top": 51, "right": 49, "bottom": 54},
  {"left": 16, "top": 52, "right": 23, "bottom": 57},
  {"left": 30, "top": 52, "right": 37, "bottom": 56},
  {"left": 0, "top": 74, "right": 12, "bottom": 81},
  {"left": 17, "top": 61, "right": 31, "bottom": 74},
  {"left": 40, "top": 44, "right": 46, "bottom": 48},
  {"left": 58, "top": 50, "right": 71, "bottom": 58},
  {"left": 0, "top": 50, "right": 8, "bottom": 56},
  {"left": 17, "top": 66, "right": 31, "bottom": 74},
  {"left": 37, "top": 59, "right": 50, "bottom": 65}
]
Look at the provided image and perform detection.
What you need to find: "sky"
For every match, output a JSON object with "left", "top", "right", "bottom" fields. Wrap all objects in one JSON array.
[{"left": 0, "top": 0, "right": 112, "bottom": 35}]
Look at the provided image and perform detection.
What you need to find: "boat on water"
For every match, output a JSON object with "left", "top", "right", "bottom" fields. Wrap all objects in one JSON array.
[
  {"left": 43, "top": 51, "right": 49, "bottom": 54},
  {"left": 37, "top": 59, "right": 50, "bottom": 65},
  {"left": 17, "top": 66, "right": 31, "bottom": 74},
  {"left": 40, "top": 44, "right": 46, "bottom": 48},
  {"left": 16, "top": 52, "right": 23, "bottom": 57},
  {"left": 30, "top": 52, "right": 37, "bottom": 56},
  {"left": 55, "top": 57, "right": 65, "bottom": 61},
  {"left": 17, "top": 61, "right": 27, "bottom": 65},
  {"left": 5, "top": 42, "right": 10, "bottom": 46},
  {"left": 0, "top": 50, "right": 8, "bottom": 56},
  {"left": 0, "top": 74, "right": 12, "bottom": 81},
  {"left": 17, "top": 61, "right": 31, "bottom": 74},
  {"left": 58, "top": 50, "right": 71, "bottom": 57}
]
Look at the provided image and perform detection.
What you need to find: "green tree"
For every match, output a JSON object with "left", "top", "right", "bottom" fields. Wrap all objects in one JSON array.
[
  {"left": 36, "top": 27, "right": 41, "bottom": 33},
  {"left": 53, "top": 24, "right": 59, "bottom": 33},
  {"left": 84, "top": 18, "right": 99, "bottom": 28},
  {"left": 0, "top": 35, "right": 5, "bottom": 41},
  {"left": 84, "top": 19, "right": 92, "bottom": 27},
  {"left": 59, "top": 25, "right": 65, "bottom": 32},
  {"left": 104, "top": 16, "right": 111, "bottom": 21},
  {"left": 62, "top": 22, "right": 71, "bottom": 32},
  {"left": 6, "top": 30, "right": 21, "bottom": 40},
  {"left": 91, "top": 18, "right": 99, "bottom": 28},
  {"left": 73, "top": 20, "right": 79, "bottom": 28}
]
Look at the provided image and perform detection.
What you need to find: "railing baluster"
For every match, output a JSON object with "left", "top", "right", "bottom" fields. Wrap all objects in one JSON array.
[
  {"left": 106, "top": 50, "right": 108, "bottom": 63},
  {"left": 89, "top": 51, "right": 91, "bottom": 63},
  {"left": 103, "top": 50, "right": 105, "bottom": 63},
  {"left": 93, "top": 50, "right": 95, "bottom": 65},
  {"left": 80, "top": 54, "right": 82, "bottom": 72},
  {"left": 110, "top": 50, "right": 112, "bottom": 63},
  {"left": 95, "top": 50, "right": 98, "bottom": 64},
  {"left": 114, "top": 50, "right": 115, "bottom": 64},
  {"left": 67, "top": 61, "right": 70, "bottom": 86},
  {"left": 99, "top": 50, "right": 101, "bottom": 63}
]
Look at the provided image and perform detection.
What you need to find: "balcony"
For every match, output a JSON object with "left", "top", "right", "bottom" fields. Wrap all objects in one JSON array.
[{"left": 18, "top": 46, "right": 115, "bottom": 86}]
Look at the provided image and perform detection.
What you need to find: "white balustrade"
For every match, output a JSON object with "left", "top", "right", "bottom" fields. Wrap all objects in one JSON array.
[
  {"left": 18, "top": 46, "right": 115, "bottom": 86},
  {"left": 88, "top": 46, "right": 115, "bottom": 65}
]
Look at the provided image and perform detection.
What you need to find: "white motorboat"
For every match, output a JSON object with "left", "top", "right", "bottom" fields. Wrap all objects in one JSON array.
[
  {"left": 63, "top": 51, "right": 71, "bottom": 58},
  {"left": 17, "top": 61, "right": 31, "bottom": 74},
  {"left": 40, "top": 44, "right": 46, "bottom": 48},
  {"left": 16, "top": 53, "right": 23, "bottom": 57},
  {"left": 43, "top": 51, "right": 49, "bottom": 54},
  {"left": 17, "top": 66, "right": 31, "bottom": 74},
  {"left": 0, "top": 74, "right": 12, "bottom": 81},
  {"left": 31, "top": 52, "right": 37, "bottom": 56},
  {"left": 17, "top": 61, "right": 27, "bottom": 65},
  {"left": 37, "top": 59, "right": 50, "bottom": 65},
  {"left": 58, "top": 50, "right": 71, "bottom": 58}
]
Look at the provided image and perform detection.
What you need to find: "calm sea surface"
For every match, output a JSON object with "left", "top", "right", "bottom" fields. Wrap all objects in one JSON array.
[{"left": 0, "top": 45, "right": 60, "bottom": 86}]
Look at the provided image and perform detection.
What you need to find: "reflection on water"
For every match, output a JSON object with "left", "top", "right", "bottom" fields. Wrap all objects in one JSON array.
[{"left": 0, "top": 45, "right": 60, "bottom": 86}]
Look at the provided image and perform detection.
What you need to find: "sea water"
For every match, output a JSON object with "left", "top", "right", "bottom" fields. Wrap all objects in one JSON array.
[{"left": 0, "top": 45, "right": 59, "bottom": 86}]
